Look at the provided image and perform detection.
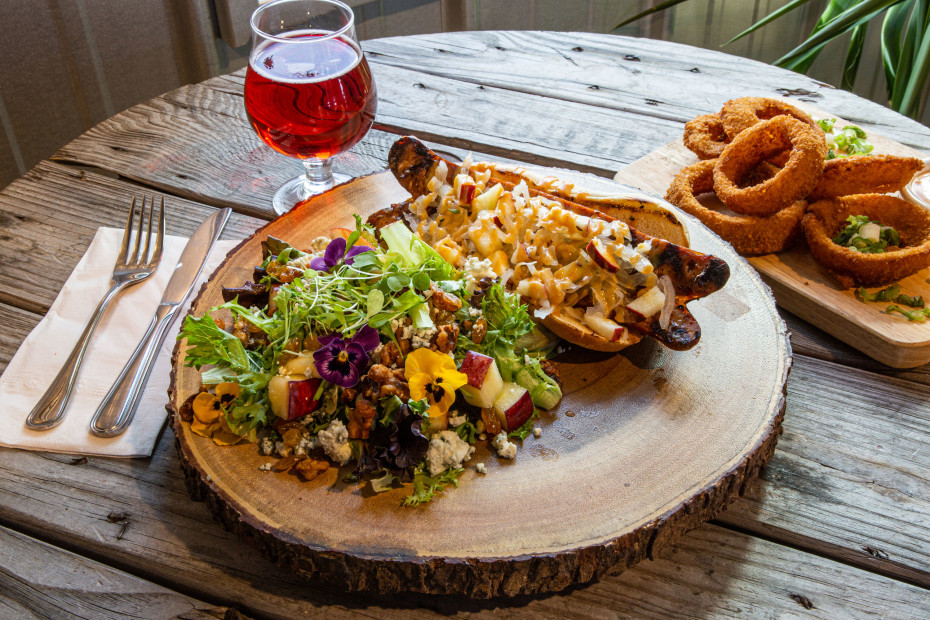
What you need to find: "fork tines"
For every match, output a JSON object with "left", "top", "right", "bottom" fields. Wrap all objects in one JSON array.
[{"left": 120, "top": 195, "right": 165, "bottom": 266}]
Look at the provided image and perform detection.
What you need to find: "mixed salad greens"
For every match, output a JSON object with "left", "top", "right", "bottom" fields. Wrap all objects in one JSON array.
[{"left": 177, "top": 216, "right": 562, "bottom": 505}]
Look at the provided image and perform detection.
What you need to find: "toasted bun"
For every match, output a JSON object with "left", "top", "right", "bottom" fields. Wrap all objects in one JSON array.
[{"left": 541, "top": 311, "right": 643, "bottom": 353}]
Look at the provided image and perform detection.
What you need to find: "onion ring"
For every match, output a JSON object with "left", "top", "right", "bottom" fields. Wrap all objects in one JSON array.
[
  {"left": 714, "top": 115, "right": 826, "bottom": 216},
  {"left": 802, "top": 194, "right": 930, "bottom": 287},
  {"left": 683, "top": 113, "right": 729, "bottom": 160},
  {"left": 808, "top": 154, "right": 924, "bottom": 200},
  {"left": 720, "top": 96, "right": 819, "bottom": 137},
  {"left": 666, "top": 160, "right": 805, "bottom": 256}
]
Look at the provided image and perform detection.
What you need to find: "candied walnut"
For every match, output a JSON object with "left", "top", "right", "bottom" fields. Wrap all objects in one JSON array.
[
  {"left": 471, "top": 318, "right": 488, "bottom": 345},
  {"left": 368, "top": 364, "right": 394, "bottom": 384},
  {"left": 360, "top": 378, "right": 378, "bottom": 400},
  {"left": 398, "top": 337, "right": 411, "bottom": 355},
  {"left": 233, "top": 316, "right": 269, "bottom": 349},
  {"left": 481, "top": 407, "right": 501, "bottom": 437},
  {"left": 392, "top": 368, "right": 406, "bottom": 381},
  {"left": 348, "top": 398, "right": 377, "bottom": 439},
  {"left": 232, "top": 316, "right": 250, "bottom": 347},
  {"left": 295, "top": 458, "right": 330, "bottom": 481},
  {"left": 540, "top": 359, "right": 562, "bottom": 387},
  {"left": 272, "top": 454, "right": 303, "bottom": 472},
  {"left": 265, "top": 261, "right": 304, "bottom": 283},
  {"left": 376, "top": 342, "right": 403, "bottom": 367},
  {"left": 379, "top": 381, "right": 409, "bottom": 401},
  {"left": 273, "top": 417, "right": 304, "bottom": 435},
  {"left": 430, "top": 284, "right": 463, "bottom": 312},
  {"left": 432, "top": 324, "right": 460, "bottom": 353},
  {"left": 341, "top": 387, "right": 359, "bottom": 405},
  {"left": 281, "top": 427, "right": 304, "bottom": 449}
]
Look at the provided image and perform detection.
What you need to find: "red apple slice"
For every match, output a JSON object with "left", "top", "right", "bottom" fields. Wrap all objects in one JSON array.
[
  {"left": 492, "top": 382, "right": 534, "bottom": 431},
  {"left": 586, "top": 238, "right": 619, "bottom": 273},
  {"left": 268, "top": 376, "right": 321, "bottom": 420},
  {"left": 459, "top": 351, "right": 504, "bottom": 408}
]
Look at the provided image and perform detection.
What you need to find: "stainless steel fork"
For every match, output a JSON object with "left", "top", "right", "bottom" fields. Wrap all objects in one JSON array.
[{"left": 24, "top": 196, "right": 165, "bottom": 431}]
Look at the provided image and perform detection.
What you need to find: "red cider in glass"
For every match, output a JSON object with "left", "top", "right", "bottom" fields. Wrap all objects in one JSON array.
[{"left": 245, "top": 33, "right": 376, "bottom": 160}]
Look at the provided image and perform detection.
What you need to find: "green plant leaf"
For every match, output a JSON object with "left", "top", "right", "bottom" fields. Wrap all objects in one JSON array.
[
  {"left": 776, "top": 0, "right": 906, "bottom": 69},
  {"left": 899, "top": 9, "right": 930, "bottom": 117},
  {"left": 892, "top": 0, "right": 926, "bottom": 109},
  {"left": 614, "top": 0, "right": 690, "bottom": 29},
  {"left": 725, "top": 0, "right": 814, "bottom": 44},
  {"left": 843, "top": 22, "right": 869, "bottom": 89},
  {"left": 778, "top": 0, "right": 861, "bottom": 73},
  {"left": 881, "top": 2, "right": 913, "bottom": 98}
]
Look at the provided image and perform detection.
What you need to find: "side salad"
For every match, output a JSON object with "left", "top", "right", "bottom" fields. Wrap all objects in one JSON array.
[{"left": 176, "top": 216, "right": 562, "bottom": 505}]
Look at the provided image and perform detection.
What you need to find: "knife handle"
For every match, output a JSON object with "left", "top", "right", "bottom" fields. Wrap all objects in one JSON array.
[
  {"left": 25, "top": 280, "right": 130, "bottom": 431},
  {"left": 89, "top": 303, "right": 177, "bottom": 438}
]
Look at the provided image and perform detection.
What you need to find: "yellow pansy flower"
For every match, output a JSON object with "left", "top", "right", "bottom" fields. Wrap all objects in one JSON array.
[{"left": 404, "top": 348, "right": 468, "bottom": 418}]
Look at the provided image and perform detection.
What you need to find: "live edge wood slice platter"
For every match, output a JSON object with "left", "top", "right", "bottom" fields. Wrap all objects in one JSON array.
[{"left": 167, "top": 169, "right": 790, "bottom": 598}]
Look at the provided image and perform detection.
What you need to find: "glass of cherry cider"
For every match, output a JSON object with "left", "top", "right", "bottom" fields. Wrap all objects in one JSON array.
[{"left": 245, "top": 0, "right": 377, "bottom": 215}]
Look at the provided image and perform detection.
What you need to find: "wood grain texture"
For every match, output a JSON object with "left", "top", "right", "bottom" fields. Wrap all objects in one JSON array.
[
  {"left": 718, "top": 355, "right": 930, "bottom": 588},
  {"left": 168, "top": 171, "right": 788, "bottom": 596},
  {"left": 363, "top": 31, "right": 930, "bottom": 153},
  {"left": 0, "top": 161, "right": 265, "bottom": 313},
  {"left": 0, "top": 303, "right": 38, "bottom": 374},
  {"left": 0, "top": 525, "right": 236, "bottom": 620},
  {"left": 615, "top": 106, "right": 930, "bottom": 368}
]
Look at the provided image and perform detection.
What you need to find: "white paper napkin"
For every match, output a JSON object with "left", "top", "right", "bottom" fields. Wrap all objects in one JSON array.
[{"left": 0, "top": 227, "right": 239, "bottom": 458}]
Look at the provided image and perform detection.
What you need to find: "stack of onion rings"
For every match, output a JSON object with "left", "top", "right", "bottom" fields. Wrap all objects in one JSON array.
[
  {"left": 808, "top": 155, "right": 924, "bottom": 200},
  {"left": 714, "top": 116, "right": 826, "bottom": 216},
  {"left": 719, "top": 97, "right": 818, "bottom": 137},
  {"left": 803, "top": 195, "right": 930, "bottom": 287},
  {"left": 667, "top": 160, "right": 806, "bottom": 255},
  {"left": 667, "top": 97, "right": 928, "bottom": 287},
  {"left": 682, "top": 114, "right": 729, "bottom": 160}
]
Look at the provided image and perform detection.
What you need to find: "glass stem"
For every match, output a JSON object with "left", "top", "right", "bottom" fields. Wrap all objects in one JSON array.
[{"left": 303, "top": 158, "right": 335, "bottom": 194}]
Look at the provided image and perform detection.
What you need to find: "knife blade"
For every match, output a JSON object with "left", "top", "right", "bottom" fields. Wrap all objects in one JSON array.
[{"left": 89, "top": 208, "right": 231, "bottom": 437}]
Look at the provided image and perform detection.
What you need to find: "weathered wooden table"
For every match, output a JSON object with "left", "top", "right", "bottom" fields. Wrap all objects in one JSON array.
[{"left": 2, "top": 31, "right": 929, "bottom": 618}]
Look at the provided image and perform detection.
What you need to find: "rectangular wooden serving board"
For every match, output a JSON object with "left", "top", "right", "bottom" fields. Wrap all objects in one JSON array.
[{"left": 614, "top": 102, "right": 930, "bottom": 369}]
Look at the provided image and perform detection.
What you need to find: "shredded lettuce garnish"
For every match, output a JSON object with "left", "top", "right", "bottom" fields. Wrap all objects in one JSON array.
[
  {"left": 885, "top": 305, "right": 930, "bottom": 322},
  {"left": 856, "top": 284, "right": 924, "bottom": 308},
  {"left": 817, "top": 118, "right": 874, "bottom": 160},
  {"left": 832, "top": 215, "right": 900, "bottom": 254}
]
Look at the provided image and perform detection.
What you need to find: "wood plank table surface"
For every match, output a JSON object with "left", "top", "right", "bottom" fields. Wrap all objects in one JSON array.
[{"left": 2, "top": 31, "right": 930, "bottom": 618}]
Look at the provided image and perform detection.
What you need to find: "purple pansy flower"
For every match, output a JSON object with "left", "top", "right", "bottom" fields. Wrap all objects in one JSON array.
[
  {"left": 309, "top": 237, "right": 373, "bottom": 272},
  {"left": 313, "top": 326, "right": 381, "bottom": 388}
]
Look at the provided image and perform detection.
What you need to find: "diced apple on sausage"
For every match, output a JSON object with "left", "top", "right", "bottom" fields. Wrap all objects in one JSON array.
[{"left": 626, "top": 286, "right": 666, "bottom": 319}]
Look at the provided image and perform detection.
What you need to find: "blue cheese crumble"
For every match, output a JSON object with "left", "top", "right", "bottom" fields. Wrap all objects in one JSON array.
[
  {"left": 491, "top": 432, "right": 517, "bottom": 459},
  {"left": 318, "top": 419, "right": 352, "bottom": 465},
  {"left": 425, "top": 430, "right": 475, "bottom": 475}
]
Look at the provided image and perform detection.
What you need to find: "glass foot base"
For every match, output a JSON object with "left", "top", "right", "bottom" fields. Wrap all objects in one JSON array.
[{"left": 272, "top": 171, "right": 351, "bottom": 216}]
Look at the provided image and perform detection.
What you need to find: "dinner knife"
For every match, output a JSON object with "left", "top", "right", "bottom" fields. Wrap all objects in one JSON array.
[{"left": 89, "top": 208, "right": 230, "bottom": 438}]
